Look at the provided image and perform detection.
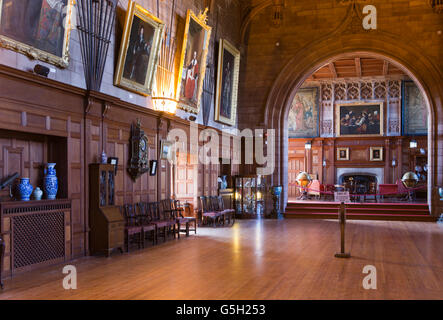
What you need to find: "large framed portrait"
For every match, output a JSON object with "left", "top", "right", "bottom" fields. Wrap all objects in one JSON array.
[
  {"left": 402, "top": 80, "right": 427, "bottom": 136},
  {"left": 214, "top": 39, "right": 240, "bottom": 126},
  {"left": 288, "top": 87, "right": 319, "bottom": 138},
  {"left": 114, "top": 1, "right": 164, "bottom": 96},
  {"left": 176, "top": 10, "right": 212, "bottom": 114},
  {"left": 335, "top": 102, "right": 384, "bottom": 137},
  {"left": 0, "top": 0, "right": 74, "bottom": 68}
]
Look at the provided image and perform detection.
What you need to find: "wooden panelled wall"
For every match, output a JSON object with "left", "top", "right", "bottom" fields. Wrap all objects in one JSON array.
[
  {"left": 288, "top": 136, "right": 427, "bottom": 197},
  {"left": 0, "top": 65, "right": 237, "bottom": 258}
]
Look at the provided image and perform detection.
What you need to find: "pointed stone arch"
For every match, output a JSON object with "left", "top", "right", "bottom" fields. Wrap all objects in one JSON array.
[{"left": 263, "top": 32, "right": 443, "bottom": 216}]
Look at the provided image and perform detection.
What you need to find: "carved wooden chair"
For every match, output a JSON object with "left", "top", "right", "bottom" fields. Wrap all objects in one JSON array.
[
  {"left": 198, "top": 196, "right": 219, "bottom": 227},
  {"left": 137, "top": 202, "right": 157, "bottom": 245},
  {"left": 122, "top": 204, "right": 143, "bottom": 252},
  {"left": 173, "top": 199, "right": 197, "bottom": 236},
  {"left": 160, "top": 199, "right": 180, "bottom": 238},
  {"left": 148, "top": 202, "right": 176, "bottom": 242},
  {"left": 217, "top": 196, "right": 235, "bottom": 226},
  {"left": 209, "top": 196, "right": 227, "bottom": 225}
]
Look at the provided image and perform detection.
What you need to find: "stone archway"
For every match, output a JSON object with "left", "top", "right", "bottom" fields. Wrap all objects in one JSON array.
[{"left": 263, "top": 32, "right": 443, "bottom": 216}]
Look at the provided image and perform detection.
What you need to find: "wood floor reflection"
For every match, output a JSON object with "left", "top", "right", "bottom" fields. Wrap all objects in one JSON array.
[{"left": 1, "top": 219, "right": 442, "bottom": 300}]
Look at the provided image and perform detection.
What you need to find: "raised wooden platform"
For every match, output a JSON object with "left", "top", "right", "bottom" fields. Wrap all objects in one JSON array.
[{"left": 285, "top": 201, "right": 436, "bottom": 222}]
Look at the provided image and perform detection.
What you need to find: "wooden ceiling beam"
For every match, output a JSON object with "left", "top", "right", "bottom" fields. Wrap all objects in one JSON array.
[
  {"left": 329, "top": 62, "right": 338, "bottom": 79},
  {"left": 383, "top": 61, "right": 389, "bottom": 76},
  {"left": 355, "top": 58, "right": 362, "bottom": 77}
]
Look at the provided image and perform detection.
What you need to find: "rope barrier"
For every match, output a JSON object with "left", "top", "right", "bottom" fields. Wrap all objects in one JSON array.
[{"left": 288, "top": 184, "right": 427, "bottom": 197}]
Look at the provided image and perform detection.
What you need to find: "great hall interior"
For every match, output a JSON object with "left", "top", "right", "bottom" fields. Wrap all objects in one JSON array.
[{"left": 0, "top": 0, "right": 442, "bottom": 301}]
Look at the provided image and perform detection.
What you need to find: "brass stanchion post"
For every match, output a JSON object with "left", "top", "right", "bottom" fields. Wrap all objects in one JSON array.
[{"left": 335, "top": 202, "right": 351, "bottom": 258}]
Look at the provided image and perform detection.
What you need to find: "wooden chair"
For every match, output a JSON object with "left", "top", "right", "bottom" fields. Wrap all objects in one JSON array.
[
  {"left": 160, "top": 199, "right": 181, "bottom": 238},
  {"left": 148, "top": 202, "right": 176, "bottom": 242},
  {"left": 173, "top": 199, "right": 197, "bottom": 236},
  {"left": 198, "top": 196, "right": 219, "bottom": 227},
  {"left": 209, "top": 196, "right": 226, "bottom": 225},
  {"left": 122, "top": 204, "right": 143, "bottom": 252},
  {"left": 137, "top": 202, "right": 157, "bottom": 245},
  {"left": 364, "top": 182, "right": 378, "bottom": 202},
  {"left": 0, "top": 234, "right": 4, "bottom": 289},
  {"left": 217, "top": 196, "right": 235, "bottom": 226}
]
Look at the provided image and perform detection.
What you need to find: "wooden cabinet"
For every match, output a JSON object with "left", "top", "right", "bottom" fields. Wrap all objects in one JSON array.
[{"left": 89, "top": 164, "right": 124, "bottom": 256}]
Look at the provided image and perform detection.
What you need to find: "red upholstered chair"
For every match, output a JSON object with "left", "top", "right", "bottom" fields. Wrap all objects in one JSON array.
[
  {"left": 198, "top": 196, "right": 219, "bottom": 227},
  {"left": 307, "top": 180, "right": 321, "bottom": 200},
  {"left": 217, "top": 196, "right": 235, "bottom": 226},
  {"left": 122, "top": 204, "right": 143, "bottom": 252},
  {"left": 148, "top": 202, "right": 176, "bottom": 242},
  {"left": 137, "top": 202, "right": 157, "bottom": 245}
]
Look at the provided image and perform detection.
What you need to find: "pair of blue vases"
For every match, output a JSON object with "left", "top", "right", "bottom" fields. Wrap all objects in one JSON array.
[{"left": 17, "top": 163, "right": 58, "bottom": 201}]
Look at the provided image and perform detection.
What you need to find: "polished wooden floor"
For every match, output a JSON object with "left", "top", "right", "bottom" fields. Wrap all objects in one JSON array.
[{"left": 1, "top": 219, "right": 442, "bottom": 300}]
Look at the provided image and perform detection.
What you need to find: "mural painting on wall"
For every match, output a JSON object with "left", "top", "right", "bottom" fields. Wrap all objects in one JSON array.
[
  {"left": 214, "top": 39, "right": 240, "bottom": 126},
  {"left": 288, "top": 88, "right": 319, "bottom": 138},
  {"left": 402, "top": 81, "right": 427, "bottom": 136},
  {"left": 335, "top": 102, "right": 384, "bottom": 137},
  {"left": 114, "top": 1, "right": 164, "bottom": 96},
  {"left": 0, "top": 0, "right": 74, "bottom": 67},
  {"left": 177, "top": 10, "right": 211, "bottom": 114}
]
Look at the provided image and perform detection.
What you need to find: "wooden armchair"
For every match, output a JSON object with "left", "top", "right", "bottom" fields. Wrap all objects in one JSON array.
[
  {"left": 148, "top": 202, "right": 176, "bottom": 242},
  {"left": 137, "top": 202, "right": 157, "bottom": 245},
  {"left": 173, "top": 199, "right": 197, "bottom": 236},
  {"left": 122, "top": 204, "right": 143, "bottom": 252}
]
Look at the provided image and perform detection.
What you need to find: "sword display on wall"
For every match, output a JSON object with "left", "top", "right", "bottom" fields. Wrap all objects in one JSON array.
[{"left": 76, "top": 0, "right": 117, "bottom": 91}]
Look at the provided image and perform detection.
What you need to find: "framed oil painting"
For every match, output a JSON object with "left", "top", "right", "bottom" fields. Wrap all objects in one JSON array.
[
  {"left": 336, "top": 102, "right": 384, "bottom": 137},
  {"left": 369, "top": 147, "right": 383, "bottom": 161},
  {"left": 337, "top": 147, "right": 349, "bottom": 161},
  {"left": 114, "top": 1, "right": 164, "bottom": 96},
  {"left": 402, "top": 80, "right": 428, "bottom": 136},
  {"left": 288, "top": 87, "right": 319, "bottom": 138},
  {"left": 0, "top": 0, "right": 74, "bottom": 68},
  {"left": 176, "top": 9, "right": 212, "bottom": 114},
  {"left": 214, "top": 39, "right": 240, "bottom": 126}
]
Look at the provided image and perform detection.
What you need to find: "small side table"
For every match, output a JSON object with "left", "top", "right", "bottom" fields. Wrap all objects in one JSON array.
[{"left": 0, "top": 234, "right": 4, "bottom": 289}]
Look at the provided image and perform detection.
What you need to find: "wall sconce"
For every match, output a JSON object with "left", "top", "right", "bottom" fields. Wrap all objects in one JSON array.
[
  {"left": 322, "top": 159, "right": 327, "bottom": 167},
  {"left": 152, "top": 97, "right": 178, "bottom": 114},
  {"left": 305, "top": 141, "right": 312, "bottom": 150},
  {"left": 391, "top": 158, "right": 397, "bottom": 167},
  {"left": 410, "top": 139, "right": 417, "bottom": 149}
]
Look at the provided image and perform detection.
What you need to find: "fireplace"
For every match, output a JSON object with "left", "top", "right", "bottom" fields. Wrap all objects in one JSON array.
[{"left": 336, "top": 168, "right": 384, "bottom": 194}]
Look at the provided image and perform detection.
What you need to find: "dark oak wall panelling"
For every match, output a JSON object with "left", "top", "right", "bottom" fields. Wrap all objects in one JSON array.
[{"left": 0, "top": 65, "right": 235, "bottom": 259}]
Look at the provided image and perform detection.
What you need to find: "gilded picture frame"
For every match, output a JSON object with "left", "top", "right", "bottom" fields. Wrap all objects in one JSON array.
[
  {"left": 369, "top": 147, "right": 383, "bottom": 161},
  {"left": 114, "top": 1, "right": 164, "bottom": 96},
  {"left": 176, "top": 9, "right": 212, "bottom": 114},
  {"left": 214, "top": 39, "right": 240, "bottom": 126},
  {"left": 335, "top": 102, "right": 384, "bottom": 137},
  {"left": 0, "top": 0, "right": 74, "bottom": 68},
  {"left": 337, "top": 147, "right": 350, "bottom": 161}
]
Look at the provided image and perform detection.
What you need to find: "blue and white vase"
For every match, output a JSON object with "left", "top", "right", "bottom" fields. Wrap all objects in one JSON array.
[
  {"left": 18, "top": 178, "right": 33, "bottom": 201},
  {"left": 43, "top": 163, "right": 58, "bottom": 200}
]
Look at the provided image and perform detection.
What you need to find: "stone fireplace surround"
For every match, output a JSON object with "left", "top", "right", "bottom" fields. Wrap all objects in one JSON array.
[{"left": 336, "top": 168, "right": 384, "bottom": 185}]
